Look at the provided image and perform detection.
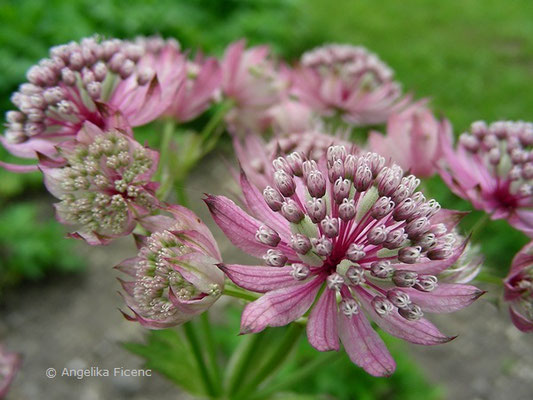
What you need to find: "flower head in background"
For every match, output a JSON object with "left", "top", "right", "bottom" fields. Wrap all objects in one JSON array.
[
  {"left": 369, "top": 100, "right": 450, "bottom": 178},
  {"left": 266, "top": 98, "right": 314, "bottom": 135},
  {"left": 221, "top": 40, "right": 285, "bottom": 133},
  {"left": 164, "top": 54, "right": 222, "bottom": 122},
  {"left": 118, "top": 205, "right": 224, "bottom": 328},
  {"left": 206, "top": 146, "right": 483, "bottom": 376},
  {"left": 233, "top": 129, "right": 352, "bottom": 192},
  {"left": 292, "top": 44, "right": 408, "bottom": 126},
  {"left": 1, "top": 36, "right": 184, "bottom": 171},
  {"left": 439, "top": 120, "right": 533, "bottom": 237},
  {"left": 41, "top": 122, "right": 159, "bottom": 245},
  {"left": 0, "top": 345, "right": 21, "bottom": 398},
  {"left": 505, "top": 241, "right": 533, "bottom": 332}
]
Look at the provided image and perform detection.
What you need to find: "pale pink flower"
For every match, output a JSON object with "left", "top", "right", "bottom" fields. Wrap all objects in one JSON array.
[
  {"left": 206, "top": 146, "right": 483, "bottom": 376},
  {"left": 266, "top": 98, "right": 314, "bottom": 135},
  {"left": 369, "top": 100, "right": 450, "bottom": 177},
  {"left": 0, "top": 345, "right": 21, "bottom": 398},
  {"left": 221, "top": 40, "right": 285, "bottom": 133},
  {"left": 505, "top": 241, "right": 533, "bottom": 332},
  {"left": 439, "top": 120, "right": 533, "bottom": 237},
  {"left": 41, "top": 122, "right": 159, "bottom": 245},
  {"left": 1, "top": 36, "right": 184, "bottom": 172},
  {"left": 233, "top": 129, "right": 352, "bottom": 192},
  {"left": 292, "top": 44, "right": 409, "bottom": 126},
  {"left": 118, "top": 205, "right": 224, "bottom": 329},
  {"left": 164, "top": 55, "right": 222, "bottom": 122}
]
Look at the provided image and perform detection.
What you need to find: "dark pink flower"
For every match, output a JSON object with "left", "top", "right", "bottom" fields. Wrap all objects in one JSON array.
[
  {"left": 505, "top": 241, "right": 533, "bottom": 332},
  {"left": 439, "top": 121, "right": 533, "bottom": 237},
  {"left": 117, "top": 205, "right": 224, "bottom": 329},
  {"left": 0, "top": 345, "right": 21, "bottom": 398},
  {"left": 41, "top": 122, "right": 160, "bottom": 245},
  {"left": 1, "top": 36, "right": 184, "bottom": 172},
  {"left": 206, "top": 146, "right": 483, "bottom": 376},
  {"left": 292, "top": 44, "right": 409, "bottom": 126},
  {"left": 369, "top": 100, "right": 450, "bottom": 177}
]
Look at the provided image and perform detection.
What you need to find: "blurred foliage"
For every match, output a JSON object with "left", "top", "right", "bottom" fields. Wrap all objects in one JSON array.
[
  {"left": 0, "top": 202, "right": 85, "bottom": 293},
  {"left": 125, "top": 306, "right": 442, "bottom": 400}
]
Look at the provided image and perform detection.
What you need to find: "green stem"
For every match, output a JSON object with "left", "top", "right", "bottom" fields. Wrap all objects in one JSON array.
[
  {"left": 175, "top": 180, "right": 189, "bottom": 207},
  {"left": 223, "top": 285, "right": 260, "bottom": 302},
  {"left": 199, "top": 100, "right": 233, "bottom": 144},
  {"left": 182, "top": 322, "right": 216, "bottom": 398},
  {"left": 476, "top": 271, "right": 504, "bottom": 285},
  {"left": 225, "top": 332, "right": 266, "bottom": 396},
  {"left": 248, "top": 352, "right": 340, "bottom": 400},
  {"left": 470, "top": 213, "right": 490, "bottom": 242},
  {"left": 235, "top": 323, "right": 304, "bottom": 399},
  {"left": 201, "top": 312, "right": 222, "bottom": 395},
  {"left": 156, "top": 119, "right": 177, "bottom": 201}
]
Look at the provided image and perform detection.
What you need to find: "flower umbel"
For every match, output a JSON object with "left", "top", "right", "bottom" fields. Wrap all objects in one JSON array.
[
  {"left": 292, "top": 44, "right": 408, "bottom": 126},
  {"left": 206, "top": 146, "right": 483, "bottom": 376},
  {"left": 118, "top": 205, "right": 224, "bottom": 328},
  {"left": 41, "top": 122, "right": 159, "bottom": 245},
  {"left": 505, "top": 241, "right": 533, "bottom": 332},
  {"left": 439, "top": 120, "right": 533, "bottom": 237}
]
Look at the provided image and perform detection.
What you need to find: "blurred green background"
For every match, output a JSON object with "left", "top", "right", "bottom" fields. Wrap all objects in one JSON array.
[{"left": 0, "top": 0, "right": 532, "bottom": 398}]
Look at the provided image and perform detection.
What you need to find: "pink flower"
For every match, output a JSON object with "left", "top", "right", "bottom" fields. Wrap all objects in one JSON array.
[
  {"left": 117, "top": 205, "right": 224, "bottom": 329},
  {"left": 439, "top": 121, "right": 533, "bottom": 237},
  {"left": 266, "top": 98, "right": 314, "bottom": 135},
  {"left": 233, "top": 130, "right": 352, "bottom": 192},
  {"left": 369, "top": 100, "right": 450, "bottom": 177},
  {"left": 221, "top": 40, "right": 285, "bottom": 133},
  {"left": 206, "top": 146, "right": 483, "bottom": 376},
  {"left": 1, "top": 36, "right": 184, "bottom": 172},
  {"left": 164, "top": 54, "right": 222, "bottom": 122},
  {"left": 292, "top": 44, "right": 408, "bottom": 126},
  {"left": 41, "top": 122, "right": 160, "bottom": 245},
  {"left": 505, "top": 241, "right": 533, "bottom": 332},
  {"left": 0, "top": 345, "right": 21, "bottom": 398}
]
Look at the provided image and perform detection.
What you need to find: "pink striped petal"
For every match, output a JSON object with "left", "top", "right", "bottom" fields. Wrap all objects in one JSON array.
[
  {"left": 338, "top": 309, "right": 396, "bottom": 377},
  {"left": 204, "top": 194, "right": 296, "bottom": 259},
  {"left": 240, "top": 277, "right": 322, "bottom": 333},
  {"left": 307, "top": 289, "right": 339, "bottom": 351},
  {"left": 356, "top": 287, "right": 454, "bottom": 345},
  {"left": 220, "top": 264, "right": 299, "bottom": 293},
  {"left": 402, "top": 284, "right": 485, "bottom": 313}
]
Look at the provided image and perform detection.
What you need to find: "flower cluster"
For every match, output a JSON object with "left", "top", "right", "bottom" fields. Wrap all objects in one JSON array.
[
  {"left": 439, "top": 120, "right": 533, "bottom": 237},
  {"left": 505, "top": 241, "right": 533, "bottom": 332},
  {"left": 0, "top": 345, "right": 21, "bottom": 398},
  {"left": 206, "top": 145, "right": 483, "bottom": 376},
  {"left": 41, "top": 123, "right": 159, "bottom": 245},
  {"left": 118, "top": 205, "right": 224, "bottom": 328},
  {"left": 291, "top": 44, "right": 408, "bottom": 125},
  {"left": 1, "top": 36, "right": 183, "bottom": 171}
]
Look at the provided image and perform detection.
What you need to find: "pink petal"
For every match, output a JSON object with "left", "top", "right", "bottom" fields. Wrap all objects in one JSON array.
[
  {"left": 338, "top": 310, "right": 396, "bottom": 377},
  {"left": 220, "top": 264, "right": 299, "bottom": 293},
  {"left": 356, "top": 287, "right": 454, "bottom": 345},
  {"left": 240, "top": 277, "right": 322, "bottom": 333},
  {"left": 307, "top": 289, "right": 339, "bottom": 351},
  {"left": 509, "top": 306, "right": 533, "bottom": 333},
  {"left": 402, "top": 284, "right": 485, "bottom": 313},
  {"left": 204, "top": 194, "right": 296, "bottom": 259},
  {"left": 430, "top": 209, "right": 469, "bottom": 231},
  {"left": 0, "top": 160, "right": 38, "bottom": 173}
]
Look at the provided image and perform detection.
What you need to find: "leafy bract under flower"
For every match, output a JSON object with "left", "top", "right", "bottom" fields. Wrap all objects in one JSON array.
[
  {"left": 41, "top": 122, "right": 159, "bottom": 245},
  {"left": 505, "top": 241, "right": 533, "bottom": 332},
  {"left": 118, "top": 205, "right": 224, "bottom": 329},
  {"left": 206, "top": 145, "right": 483, "bottom": 376},
  {"left": 439, "top": 120, "right": 533, "bottom": 237},
  {"left": 1, "top": 35, "right": 184, "bottom": 171}
]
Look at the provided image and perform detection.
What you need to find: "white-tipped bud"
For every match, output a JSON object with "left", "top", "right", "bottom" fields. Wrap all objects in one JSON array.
[
  {"left": 290, "top": 234, "right": 312, "bottom": 254},
  {"left": 368, "top": 224, "right": 388, "bottom": 245},
  {"left": 392, "top": 270, "right": 418, "bottom": 287},
  {"left": 414, "top": 275, "right": 438, "bottom": 292},
  {"left": 306, "top": 169, "right": 326, "bottom": 198},
  {"left": 274, "top": 170, "right": 296, "bottom": 197},
  {"left": 339, "top": 198, "right": 356, "bottom": 221},
  {"left": 263, "top": 249, "right": 288, "bottom": 267},
  {"left": 327, "top": 272, "right": 344, "bottom": 290},
  {"left": 263, "top": 186, "right": 284, "bottom": 211},
  {"left": 370, "top": 260, "right": 393, "bottom": 278},
  {"left": 312, "top": 236, "right": 333, "bottom": 256},
  {"left": 398, "top": 303, "right": 423, "bottom": 321},
  {"left": 320, "top": 216, "right": 339, "bottom": 238},
  {"left": 387, "top": 289, "right": 411, "bottom": 309},
  {"left": 372, "top": 296, "right": 394, "bottom": 316},
  {"left": 306, "top": 197, "right": 326, "bottom": 223},
  {"left": 371, "top": 196, "right": 395, "bottom": 219},
  {"left": 281, "top": 199, "right": 305, "bottom": 223},
  {"left": 255, "top": 225, "right": 281, "bottom": 247},
  {"left": 346, "top": 243, "right": 366, "bottom": 262},
  {"left": 398, "top": 246, "right": 422, "bottom": 264},
  {"left": 340, "top": 298, "right": 359, "bottom": 317},
  {"left": 290, "top": 263, "right": 310, "bottom": 280},
  {"left": 346, "top": 266, "right": 365, "bottom": 285},
  {"left": 333, "top": 177, "right": 351, "bottom": 203}
]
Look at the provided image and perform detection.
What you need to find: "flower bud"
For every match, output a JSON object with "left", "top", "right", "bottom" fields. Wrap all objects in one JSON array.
[
  {"left": 263, "top": 249, "right": 288, "bottom": 267},
  {"left": 255, "top": 225, "right": 281, "bottom": 247}
]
